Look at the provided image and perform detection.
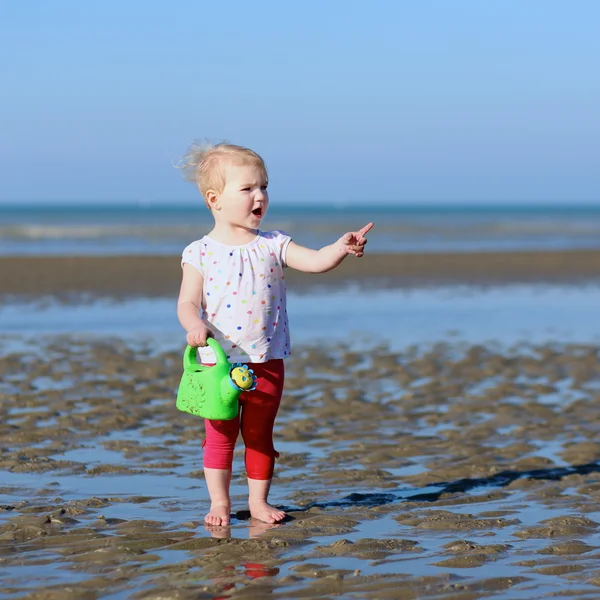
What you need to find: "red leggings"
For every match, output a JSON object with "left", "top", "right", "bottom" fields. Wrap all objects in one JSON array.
[{"left": 202, "top": 359, "right": 285, "bottom": 480}]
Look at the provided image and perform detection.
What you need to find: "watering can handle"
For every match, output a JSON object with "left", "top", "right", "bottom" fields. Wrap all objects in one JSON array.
[{"left": 183, "top": 337, "right": 229, "bottom": 371}]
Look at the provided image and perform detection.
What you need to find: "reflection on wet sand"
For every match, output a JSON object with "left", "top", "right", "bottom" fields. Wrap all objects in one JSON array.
[
  {"left": 2, "top": 336, "right": 600, "bottom": 597},
  {"left": 205, "top": 518, "right": 282, "bottom": 540}
]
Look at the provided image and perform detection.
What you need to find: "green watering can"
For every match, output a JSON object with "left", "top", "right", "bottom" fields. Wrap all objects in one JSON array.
[{"left": 176, "top": 338, "right": 257, "bottom": 420}]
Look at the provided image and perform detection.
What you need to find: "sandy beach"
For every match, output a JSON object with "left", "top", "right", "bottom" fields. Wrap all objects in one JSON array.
[
  {"left": 3, "top": 337, "right": 600, "bottom": 598},
  {"left": 3, "top": 250, "right": 600, "bottom": 598},
  {"left": 2, "top": 249, "right": 600, "bottom": 297}
]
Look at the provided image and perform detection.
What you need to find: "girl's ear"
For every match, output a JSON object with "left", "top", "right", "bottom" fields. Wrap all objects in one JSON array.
[{"left": 205, "top": 189, "right": 220, "bottom": 211}]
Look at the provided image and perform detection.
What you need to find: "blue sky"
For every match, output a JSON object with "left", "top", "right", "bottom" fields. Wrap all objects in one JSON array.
[{"left": 1, "top": 0, "right": 599, "bottom": 204}]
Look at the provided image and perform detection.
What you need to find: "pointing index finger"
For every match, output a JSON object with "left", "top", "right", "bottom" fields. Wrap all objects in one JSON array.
[{"left": 358, "top": 222, "right": 374, "bottom": 237}]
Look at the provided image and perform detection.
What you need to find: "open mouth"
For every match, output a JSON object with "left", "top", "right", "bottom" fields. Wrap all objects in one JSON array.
[{"left": 252, "top": 208, "right": 262, "bottom": 217}]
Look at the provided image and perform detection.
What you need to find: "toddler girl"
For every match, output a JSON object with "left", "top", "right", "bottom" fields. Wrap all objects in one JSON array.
[{"left": 177, "top": 142, "right": 373, "bottom": 526}]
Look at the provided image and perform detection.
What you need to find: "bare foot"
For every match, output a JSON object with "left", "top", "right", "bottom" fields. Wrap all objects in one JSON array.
[
  {"left": 249, "top": 500, "right": 286, "bottom": 524},
  {"left": 205, "top": 503, "right": 231, "bottom": 526}
]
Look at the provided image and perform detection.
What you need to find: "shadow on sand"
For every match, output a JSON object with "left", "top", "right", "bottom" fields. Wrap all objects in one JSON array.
[{"left": 264, "top": 460, "right": 600, "bottom": 517}]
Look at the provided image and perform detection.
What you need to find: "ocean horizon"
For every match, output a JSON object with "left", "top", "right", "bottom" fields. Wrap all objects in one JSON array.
[{"left": 2, "top": 201, "right": 600, "bottom": 256}]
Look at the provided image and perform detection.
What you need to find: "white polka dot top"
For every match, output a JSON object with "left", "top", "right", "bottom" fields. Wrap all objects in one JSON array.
[{"left": 181, "top": 229, "right": 292, "bottom": 364}]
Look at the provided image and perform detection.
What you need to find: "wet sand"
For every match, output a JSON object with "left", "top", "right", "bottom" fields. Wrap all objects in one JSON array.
[
  {"left": 3, "top": 337, "right": 600, "bottom": 598},
  {"left": 2, "top": 249, "right": 600, "bottom": 297}
]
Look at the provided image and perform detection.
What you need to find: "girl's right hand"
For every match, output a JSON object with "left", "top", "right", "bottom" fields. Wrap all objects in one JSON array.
[{"left": 186, "top": 325, "right": 213, "bottom": 347}]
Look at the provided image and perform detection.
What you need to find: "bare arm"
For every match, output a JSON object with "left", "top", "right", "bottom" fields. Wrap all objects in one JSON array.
[
  {"left": 285, "top": 222, "right": 374, "bottom": 273},
  {"left": 177, "top": 263, "right": 212, "bottom": 346}
]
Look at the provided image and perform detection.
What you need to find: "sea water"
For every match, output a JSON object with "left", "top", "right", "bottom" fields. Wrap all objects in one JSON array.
[
  {"left": 2, "top": 202, "right": 600, "bottom": 255},
  {"left": 2, "top": 284, "right": 600, "bottom": 351}
]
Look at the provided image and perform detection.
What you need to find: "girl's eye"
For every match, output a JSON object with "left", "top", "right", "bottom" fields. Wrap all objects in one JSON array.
[
  {"left": 261, "top": 185, "right": 268, "bottom": 190},
  {"left": 241, "top": 187, "right": 251, "bottom": 191}
]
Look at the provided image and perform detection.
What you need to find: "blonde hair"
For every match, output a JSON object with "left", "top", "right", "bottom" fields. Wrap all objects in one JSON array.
[{"left": 176, "top": 140, "right": 268, "bottom": 204}]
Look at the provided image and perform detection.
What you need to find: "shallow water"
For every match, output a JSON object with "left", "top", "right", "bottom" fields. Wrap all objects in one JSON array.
[
  {"left": 3, "top": 283, "right": 600, "bottom": 349},
  {"left": 3, "top": 285, "right": 600, "bottom": 598}
]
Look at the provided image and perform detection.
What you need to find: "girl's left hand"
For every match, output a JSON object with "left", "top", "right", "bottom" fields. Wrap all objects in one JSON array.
[{"left": 338, "top": 222, "right": 374, "bottom": 257}]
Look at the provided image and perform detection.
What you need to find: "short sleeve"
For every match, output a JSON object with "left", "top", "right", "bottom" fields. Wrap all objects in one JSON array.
[
  {"left": 265, "top": 230, "right": 292, "bottom": 267},
  {"left": 181, "top": 240, "right": 204, "bottom": 276}
]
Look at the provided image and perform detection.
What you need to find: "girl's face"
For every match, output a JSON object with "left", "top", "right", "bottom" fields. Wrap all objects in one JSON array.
[{"left": 214, "top": 163, "right": 269, "bottom": 231}]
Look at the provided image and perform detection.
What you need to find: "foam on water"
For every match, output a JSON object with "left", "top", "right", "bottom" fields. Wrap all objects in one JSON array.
[{"left": 3, "top": 203, "right": 600, "bottom": 255}]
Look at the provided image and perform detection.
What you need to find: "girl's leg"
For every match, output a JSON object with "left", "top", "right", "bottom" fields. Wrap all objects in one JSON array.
[
  {"left": 203, "top": 416, "right": 240, "bottom": 526},
  {"left": 240, "top": 360, "right": 286, "bottom": 523},
  {"left": 204, "top": 468, "right": 232, "bottom": 526},
  {"left": 247, "top": 477, "right": 286, "bottom": 524}
]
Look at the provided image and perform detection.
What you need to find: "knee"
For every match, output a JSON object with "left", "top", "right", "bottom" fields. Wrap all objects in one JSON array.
[
  {"left": 205, "top": 419, "right": 239, "bottom": 445},
  {"left": 241, "top": 427, "right": 273, "bottom": 452}
]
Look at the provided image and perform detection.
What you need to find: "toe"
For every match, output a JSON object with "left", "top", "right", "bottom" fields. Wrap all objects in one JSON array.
[{"left": 206, "top": 514, "right": 222, "bottom": 526}]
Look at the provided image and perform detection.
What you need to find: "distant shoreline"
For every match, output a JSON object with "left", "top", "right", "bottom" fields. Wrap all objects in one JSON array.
[{"left": 2, "top": 250, "right": 600, "bottom": 298}]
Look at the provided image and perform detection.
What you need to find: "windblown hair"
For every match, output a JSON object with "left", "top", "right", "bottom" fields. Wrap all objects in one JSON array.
[{"left": 176, "top": 140, "right": 268, "bottom": 204}]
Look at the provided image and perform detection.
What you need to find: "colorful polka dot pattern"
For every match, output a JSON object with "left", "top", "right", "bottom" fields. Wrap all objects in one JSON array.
[{"left": 181, "top": 230, "right": 292, "bottom": 363}]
